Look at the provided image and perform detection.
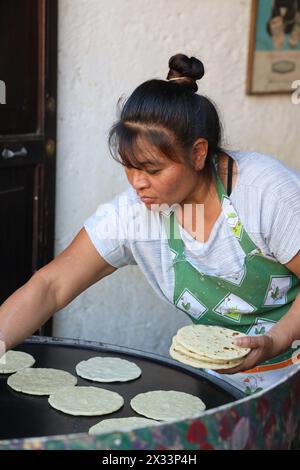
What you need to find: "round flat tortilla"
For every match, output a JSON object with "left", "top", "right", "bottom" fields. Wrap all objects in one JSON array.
[
  {"left": 7, "top": 368, "right": 77, "bottom": 395},
  {"left": 130, "top": 390, "right": 206, "bottom": 421},
  {"left": 76, "top": 357, "right": 141, "bottom": 383},
  {"left": 176, "top": 325, "right": 250, "bottom": 361},
  {"left": 172, "top": 336, "right": 242, "bottom": 365},
  {"left": 170, "top": 343, "right": 243, "bottom": 370},
  {"left": 48, "top": 386, "right": 124, "bottom": 416},
  {"left": 0, "top": 351, "right": 35, "bottom": 374},
  {"left": 89, "top": 417, "right": 158, "bottom": 435}
]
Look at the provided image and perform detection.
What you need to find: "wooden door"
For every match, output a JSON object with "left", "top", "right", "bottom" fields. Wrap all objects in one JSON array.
[{"left": 0, "top": 0, "right": 57, "bottom": 335}]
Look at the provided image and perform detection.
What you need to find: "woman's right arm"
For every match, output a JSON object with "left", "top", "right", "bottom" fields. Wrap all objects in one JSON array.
[{"left": 0, "top": 228, "right": 117, "bottom": 354}]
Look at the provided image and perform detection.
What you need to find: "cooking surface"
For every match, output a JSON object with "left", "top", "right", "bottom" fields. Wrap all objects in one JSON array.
[{"left": 0, "top": 338, "right": 241, "bottom": 440}]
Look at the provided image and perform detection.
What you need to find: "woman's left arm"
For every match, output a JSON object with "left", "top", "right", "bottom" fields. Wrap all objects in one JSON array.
[{"left": 216, "top": 250, "right": 300, "bottom": 374}]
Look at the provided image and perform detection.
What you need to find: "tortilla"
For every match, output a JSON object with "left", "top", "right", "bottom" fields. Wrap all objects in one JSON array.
[
  {"left": 130, "top": 390, "right": 206, "bottom": 421},
  {"left": 170, "top": 342, "right": 243, "bottom": 369},
  {"left": 172, "top": 336, "right": 243, "bottom": 364},
  {"left": 0, "top": 350, "right": 35, "bottom": 374},
  {"left": 7, "top": 368, "right": 77, "bottom": 395},
  {"left": 89, "top": 417, "right": 159, "bottom": 435},
  {"left": 48, "top": 386, "right": 124, "bottom": 416},
  {"left": 175, "top": 325, "right": 250, "bottom": 361},
  {"left": 76, "top": 357, "right": 141, "bottom": 382}
]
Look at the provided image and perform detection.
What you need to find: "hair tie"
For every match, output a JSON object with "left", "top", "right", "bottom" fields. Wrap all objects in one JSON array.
[{"left": 168, "top": 76, "right": 193, "bottom": 82}]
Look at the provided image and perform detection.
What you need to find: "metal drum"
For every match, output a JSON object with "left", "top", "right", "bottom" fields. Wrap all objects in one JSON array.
[{"left": 0, "top": 336, "right": 299, "bottom": 450}]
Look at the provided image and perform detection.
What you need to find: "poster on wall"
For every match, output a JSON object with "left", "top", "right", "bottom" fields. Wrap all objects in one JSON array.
[{"left": 247, "top": 0, "right": 300, "bottom": 94}]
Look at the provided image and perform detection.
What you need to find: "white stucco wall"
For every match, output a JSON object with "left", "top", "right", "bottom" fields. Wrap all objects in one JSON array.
[{"left": 53, "top": 0, "right": 300, "bottom": 356}]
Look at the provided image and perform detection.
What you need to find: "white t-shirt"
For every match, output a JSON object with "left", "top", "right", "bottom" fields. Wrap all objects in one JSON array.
[{"left": 84, "top": 150, "right": 300, "bottom": 309}]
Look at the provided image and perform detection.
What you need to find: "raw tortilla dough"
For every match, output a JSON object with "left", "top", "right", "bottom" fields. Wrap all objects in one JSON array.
[
  {"left": 7, "top": 368, "right": 77, "bottom": 395},
  {"left": 89, "top": 417, "right": 159, "bottom": 435},
  {"left": 0, "top": 350, "right": 35, "bottom": 374},
  {"left": 48, "top": 386, "right": 124, "bottom": 416},
  {"left": 76, "top": 357, "right": 141, "bottom": 382},
  {"left": 130, "top": 390, "right": 206, "bottom": 421}
]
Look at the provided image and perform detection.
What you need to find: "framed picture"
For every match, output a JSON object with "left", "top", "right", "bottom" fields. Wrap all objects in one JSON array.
[{"left": 247, "top": 0, "right": 300, "bottom": 94}]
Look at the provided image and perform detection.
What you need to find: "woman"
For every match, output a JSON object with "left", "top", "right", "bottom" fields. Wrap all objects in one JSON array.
[{"left": 1, "top": 54, "right": 300, "bottom": 395}]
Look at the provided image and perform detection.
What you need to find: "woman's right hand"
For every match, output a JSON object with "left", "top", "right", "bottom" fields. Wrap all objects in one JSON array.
[{"left": 0, "top": 228, "right": 116, "bottom": 353}]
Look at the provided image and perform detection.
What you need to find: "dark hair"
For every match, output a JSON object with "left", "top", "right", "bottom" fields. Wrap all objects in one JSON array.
[{"left": 108, "top": 53, "right": 224, "bottom": 185}]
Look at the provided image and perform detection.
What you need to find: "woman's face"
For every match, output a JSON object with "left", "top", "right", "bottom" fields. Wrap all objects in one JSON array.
[{"left": 124, "top": 145, "right": 205, "bottom": 210}]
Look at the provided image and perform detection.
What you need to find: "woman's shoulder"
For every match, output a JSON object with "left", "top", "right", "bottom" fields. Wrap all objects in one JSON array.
[
  {"left": 95, "top": 185, "right": 142, "bottom": 213},
  {"left": 228, "top": 149, "right": 300, "bottom": 189}
]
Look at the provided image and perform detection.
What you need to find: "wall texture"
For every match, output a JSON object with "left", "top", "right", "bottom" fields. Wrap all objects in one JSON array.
[{"left": 53, "top": 0, "right": 300, "bottom": 356}]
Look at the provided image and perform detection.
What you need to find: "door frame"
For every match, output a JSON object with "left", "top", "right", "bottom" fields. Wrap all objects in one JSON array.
[{"left": 0, "top": 0, "right": 58, "bottom": 335}]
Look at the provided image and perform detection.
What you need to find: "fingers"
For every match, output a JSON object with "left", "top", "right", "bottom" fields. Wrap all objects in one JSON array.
[
  {"left": 215, "top": 349, "right": 262, "bottom": 375},
  {"left": 214, "top": 335, "right": 275, "bottom": 375},
  {"left": 215, "top": 360, "right": 250, "bottom": 375},
  {"left": 234, "top": 334, "right": 271, "bottom": 350}
]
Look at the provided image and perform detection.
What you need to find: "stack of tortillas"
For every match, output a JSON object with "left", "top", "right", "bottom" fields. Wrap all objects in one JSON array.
[{"left": 170, "top": 325, "right": 250, "bottom": 370}]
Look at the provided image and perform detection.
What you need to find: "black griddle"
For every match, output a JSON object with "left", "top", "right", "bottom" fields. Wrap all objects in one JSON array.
[{"left": 0, "top": 336, "right": 244, "bottom": 440}]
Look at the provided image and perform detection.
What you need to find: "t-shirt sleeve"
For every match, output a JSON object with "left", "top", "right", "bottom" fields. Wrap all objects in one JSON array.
[
  {"left": 263, "top": 165, "right": 300, "bottom": 264},
  {"left": 84, "top": 194, "right": 137, "bottom": 268}
]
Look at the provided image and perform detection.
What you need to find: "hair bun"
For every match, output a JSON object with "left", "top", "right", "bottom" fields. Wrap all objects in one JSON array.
[{"left": 167, "top": 53, "right": 205, "bottom": 92}]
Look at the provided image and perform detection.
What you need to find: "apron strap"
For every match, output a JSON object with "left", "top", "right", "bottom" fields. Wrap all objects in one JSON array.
[
  {"left": 163, "top": 211, "right": 185, "bottom": 257},
  {"left": 227, "top": 156, "right": 233, "bottom": 196},
  {"left": 212, "top": 157, "right": 258, "bottom": 256}
]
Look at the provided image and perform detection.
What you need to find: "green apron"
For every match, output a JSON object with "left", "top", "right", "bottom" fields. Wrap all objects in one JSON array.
[{"left": 163, "top": 159, "right": 300, "bottom": 394}]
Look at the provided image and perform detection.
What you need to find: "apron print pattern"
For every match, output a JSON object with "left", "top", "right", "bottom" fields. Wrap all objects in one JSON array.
[{"left": 264, "top": 275, "right": 292, "bottom": 306}]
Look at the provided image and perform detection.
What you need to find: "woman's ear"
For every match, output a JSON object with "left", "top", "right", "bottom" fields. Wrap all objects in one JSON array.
[{"left": 192, "top": 139, "right": 208, "bottom": 171}]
